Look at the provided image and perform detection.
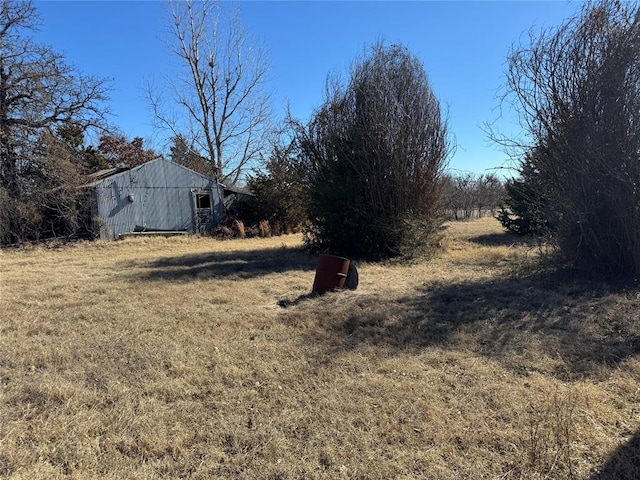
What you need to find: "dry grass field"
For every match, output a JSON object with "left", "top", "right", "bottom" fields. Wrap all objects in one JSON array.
[{"left": 0, "top": 217, "right": 638, "bottom": 479}]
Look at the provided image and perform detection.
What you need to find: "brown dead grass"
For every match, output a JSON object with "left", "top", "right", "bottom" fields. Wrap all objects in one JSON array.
[{"left": 0, "top": 218, "right": 638, "bottom": 479}]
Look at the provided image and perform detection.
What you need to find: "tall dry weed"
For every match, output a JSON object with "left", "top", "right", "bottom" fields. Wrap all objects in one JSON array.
[
  {"left": 259, "top": 220, "right": 271, "bottom": 238},
  {"left": 524, "top": 386, "right": 579, "bottom": 479},
  {"left": 234, "top": 219, "right": 246, "bottom": 238}
]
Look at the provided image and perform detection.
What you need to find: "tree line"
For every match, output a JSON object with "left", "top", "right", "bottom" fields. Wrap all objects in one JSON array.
[
  {"left": 440, "top": 172, "right": 505, "bottom": 220},
  {"left": 1, "top": 0, "right": 638, "bottom": 280}
]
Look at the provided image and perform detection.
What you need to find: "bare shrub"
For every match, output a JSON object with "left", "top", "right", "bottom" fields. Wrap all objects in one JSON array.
[
  {"left": 211, "top": 225, "right": 234, "bottom": 239},
  {"left": 496, "top": 0, "right": 640, "bottom": 278},
  {"left": 294, "top": 42, "right": 451, "bottom": 260}
]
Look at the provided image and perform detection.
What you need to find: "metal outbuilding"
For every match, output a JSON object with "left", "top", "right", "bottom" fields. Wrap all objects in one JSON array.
[{"left": 85, "top": 158, "right": 224, "bottom": 239}]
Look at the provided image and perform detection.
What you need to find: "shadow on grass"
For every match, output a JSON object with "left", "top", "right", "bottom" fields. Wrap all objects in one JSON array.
[
  {"left": 469, "top": 232, "right": 543, "bottom": 248},
  {"left": 278, "top": 293, "right": 319, "bottom": 308},
  {"left": 591, "top": 428, "right": 640, "bottom": 480},
  {"left": 127, "top": 246, "right": 317, "bottom": 282},
  {"left": 285, "top": 270, "right": 640, "bottom": 379}
]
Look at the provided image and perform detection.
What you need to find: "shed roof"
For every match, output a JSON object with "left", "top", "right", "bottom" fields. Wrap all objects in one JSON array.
[
  {"left": 83, "top": 158, "right": 223, "bottom": 188},
  {"left": 88, "top": 166, "right": 130, "bottom": 182}
]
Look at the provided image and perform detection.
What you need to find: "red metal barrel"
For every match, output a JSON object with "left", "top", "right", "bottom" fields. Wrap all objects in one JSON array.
[{"left": 312, "top": 254, "right": 351, "bottom": 294}]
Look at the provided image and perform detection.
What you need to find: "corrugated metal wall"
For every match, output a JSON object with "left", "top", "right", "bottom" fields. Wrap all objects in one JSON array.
[{"left": 92, "top": 159, "right": 224, "bottom": 239}]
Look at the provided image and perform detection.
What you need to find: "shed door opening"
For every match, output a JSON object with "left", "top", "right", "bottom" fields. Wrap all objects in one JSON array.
[{"left": 194, "top": 191, "right": 214, "bottom": 232}]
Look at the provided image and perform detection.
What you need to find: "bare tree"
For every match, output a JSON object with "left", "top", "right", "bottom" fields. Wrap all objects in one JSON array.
[
  {"left": 475, "top": 173, "right": 504, "bottom": 217},
  {"left": 148, "top": 0, "right": 271, "bottom": 185},
  {"left": 0, "top": 0, "right": 110, "bottom": 243}
]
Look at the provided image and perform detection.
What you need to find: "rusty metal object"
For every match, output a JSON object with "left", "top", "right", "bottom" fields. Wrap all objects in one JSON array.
[{"left": 312, "top": 254, "right": 350, "bottom": 294}]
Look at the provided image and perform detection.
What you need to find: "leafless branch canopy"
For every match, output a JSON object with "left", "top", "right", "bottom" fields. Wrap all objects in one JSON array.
[
  {"left": 148, "top": 0, "right": 272, "bottom": 185},
  {"left": 497, "top": 0, "right": 640, "bottom": 277}
]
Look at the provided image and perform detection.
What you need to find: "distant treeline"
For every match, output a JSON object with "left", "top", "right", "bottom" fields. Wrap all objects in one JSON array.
[{"left": 439, "top": 172, "right": 505, "bottom": 220}]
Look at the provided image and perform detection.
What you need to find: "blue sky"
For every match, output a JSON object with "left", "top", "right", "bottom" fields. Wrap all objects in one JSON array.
[{"left": 33, "top": 0, "right": 581, "bottom": 176}]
